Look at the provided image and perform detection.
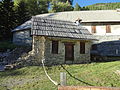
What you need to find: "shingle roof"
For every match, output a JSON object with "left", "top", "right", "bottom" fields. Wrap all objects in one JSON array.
[
  {"left": 31, "top": 17, "right": 96, "bottom": 40},
  {"left": 12, "top": 10, "right": 120, "bottom": 32},
  {"left": 12, "top": 20, "right": 31, "bottom": 32},
  {"left": 37, "top": 10, "right": 120, "bottom": 22}
]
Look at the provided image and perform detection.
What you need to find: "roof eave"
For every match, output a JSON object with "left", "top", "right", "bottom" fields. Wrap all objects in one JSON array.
[{"left": 82, "top": 21, "right": 120, "bottom": 23}]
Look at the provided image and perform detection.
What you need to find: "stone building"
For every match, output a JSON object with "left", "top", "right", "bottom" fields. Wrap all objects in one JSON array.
[
  {"left": 12, "top": 10, "right": 120, "bottom": 61},
  {"left": 12, "top": 20, "right": 32, "bottom": 45},
  {"left": 31, "top": 17, "right": 95, "bottom": 65},
  {"left": 12, "top": 10, "right": 120, "bottom": 45}
]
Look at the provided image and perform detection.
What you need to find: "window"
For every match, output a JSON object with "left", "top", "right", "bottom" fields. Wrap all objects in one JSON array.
[
  {"left": 80, "top": 42, "right": 85, "bottom": 54},
  {"left": 91, "top": 26, "right": 96, "bottom": 33},
  {"left": 106, "top": 25, "right": 111, "bottom": 33},
  {"left": 52, "top": 40, "right": 58, "bottom": 54}
]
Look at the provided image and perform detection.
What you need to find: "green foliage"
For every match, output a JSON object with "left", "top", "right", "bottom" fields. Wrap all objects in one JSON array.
[
  {"left": 0, "top": 61, "right": 120, "bottom": 89},
  {"left": 26, "top": 0, "right": 48, "bottom": 16},
  {"left": 86, "top": 2, "right": 120, "bottom": 10},
  {"left": 0, "top": 41, "right": 17, "bottom": 52},
  {"left": 49, "top": 1, "right": 73, "bottom": 13},
  {"left": 14, "top": 0, "right": 49, "bottom": 16},
  {"left": 0, "top": 0, "right": 16, "bottom": 40},
  {"left": 0, "top": 0, "right": 49, "bottom": 40},
  {"left": 50, "top": 0, "right": 73, "bottom": 5},
  {"left": 81, "top": 6, "right": 89, "bottom": 11},
  {"left": 74, "top": 3, "right": 81, "bottom": 11},
  {"left": 15, "top": 0, "right": 30, "bottom": 26}
]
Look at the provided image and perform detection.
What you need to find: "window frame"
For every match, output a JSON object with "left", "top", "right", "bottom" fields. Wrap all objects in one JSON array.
[
  {"left": 80, "top": 42, "right": 85, "bottom": 54},
  {"left": 106, "top": 25, "right": 111, "bottom": 33},
  {"left": 91, "top": 25, "right": 96, "bottom": 33},
  {"left": 51, "top": 40, "right": 58, "bottom": 54}
]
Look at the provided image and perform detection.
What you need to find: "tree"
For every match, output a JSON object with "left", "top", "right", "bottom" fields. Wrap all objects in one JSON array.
[
  {"left": 49, "top": 0, "right": 73, "bottom": 13},
  {"left": 59, "top": 0, "right": 73, "bottom": 5},
  {"left": 81, "top": 7, "right": 89, "bottom": 11},
  {"left": 74, "top": 3, "right": 81, "bottom": 11},
  {"left": 0, "top": 0, "right": 16, "bottom": 40},
  {"left": 14, "top": 0, "right": 49, "bottom": 16},
  {"left": 15, "top": 0, "right": 30, "bottom": 26},
  {"left": 67, "top": 0, "right": 73, "bottom": 5},
  {"left": 50, "top": 0, "right": 73, "bottom": 5},
  {"left": 0, "top": 1, "right": 2, "bottom": 39}
]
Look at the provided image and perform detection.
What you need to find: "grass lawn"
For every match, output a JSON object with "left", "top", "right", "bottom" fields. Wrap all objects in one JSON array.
[{"left": 0, "top": 61, "right": 120, "bottom": 90}]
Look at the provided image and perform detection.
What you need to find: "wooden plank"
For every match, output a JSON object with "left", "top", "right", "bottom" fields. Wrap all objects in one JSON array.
[{"left": 58, "top": 86, "right": 120, "bottom": 90}]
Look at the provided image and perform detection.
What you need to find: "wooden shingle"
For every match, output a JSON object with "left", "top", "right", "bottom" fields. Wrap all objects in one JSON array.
[{"left": 31, "top": 17, "right": 96, "bottom": 40}]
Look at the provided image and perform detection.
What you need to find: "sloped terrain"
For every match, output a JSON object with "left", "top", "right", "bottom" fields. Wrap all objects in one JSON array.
[
  {"left": 0, "top": 61, "right": 120, "bottom": 90},
  {"left": 85, "top": 2, "right": 120, "bottom": 10},
  {"left": 3, "top": 46, "right": 32, "bottom": 64}
]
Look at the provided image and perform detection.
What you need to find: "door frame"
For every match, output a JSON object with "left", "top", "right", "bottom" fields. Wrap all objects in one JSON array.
[{"left": 64, "top": 43, "right": 74, "bottom": 61}]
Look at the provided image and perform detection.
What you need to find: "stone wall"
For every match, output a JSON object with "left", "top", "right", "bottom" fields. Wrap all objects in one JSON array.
[
  {"left": 13, "top": 29, "right": 32, "bottom": 45},
  {"left": 33, "top": 36, "right": 92, "bottom": 65},
  {"left": 32, "top": 36, "right": 46, "bottom": 64},
  {"left": 74, "top": 41, "right": 91, "bottom": 64},
  {"left": 44, "top": 38, "right": 65, "bottom": 65}
]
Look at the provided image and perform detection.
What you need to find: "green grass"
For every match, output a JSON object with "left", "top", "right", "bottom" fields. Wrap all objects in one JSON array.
[
  {"left": 85, "top": 2, "right": 120, "bottom": 10},
  {"left": 0, "top": 61, "right": 120, "bottom": 90}
]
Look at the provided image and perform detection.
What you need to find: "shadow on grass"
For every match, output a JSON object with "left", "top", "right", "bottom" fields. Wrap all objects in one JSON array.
[
  {"left": 0, "top": 70, "right": 25, "bottom": 77},
  {"left": 91, "top": 58, "right": 120, "bottom": 63},
  {"left": 0, "top": 85, "right": 8, "bottom": 90},
  {"left": 61, "top": 65, "right": 94, "bottom": 86}
]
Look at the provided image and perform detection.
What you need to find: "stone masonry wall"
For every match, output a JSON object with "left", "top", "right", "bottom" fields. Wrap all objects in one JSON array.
[
  {"left": 33, "top": 36, "right": 92, "bottom": 65},
  {"left": 13, "top": 30, "right": 32, "bottom": 46},
  {"left": 32, "top": 36, "right": 46, "bottom": 64},
  {"left": 44, "top": 38, "right": 65, "bottom": 65},
  {"left": 44, "top": 37, "right": 92, "bottom": 65},
  {"left": 74, "top": 41, "right": 91, "bottom": 64}
]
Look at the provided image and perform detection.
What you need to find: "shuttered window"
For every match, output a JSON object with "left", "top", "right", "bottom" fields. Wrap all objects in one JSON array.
[
  {"left": 52, "top": 40, "right": 58, "bottom": 54},
  {"left": 80, "top": 42, "right": 85, "bottom": 54},
  {"left": 106, "top": 25, "right": 111, "bottom": 33},
  {"left": 91, "top": 26, "right": 96, "bottom": 33}
]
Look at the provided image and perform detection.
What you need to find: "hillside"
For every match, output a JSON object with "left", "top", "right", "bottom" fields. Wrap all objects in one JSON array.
[
  {"left": 85, "top": 2, "right": 120, "bottom": 10},
  {"left": 0, "top": 61, "right": 120, "bottom": 90}
]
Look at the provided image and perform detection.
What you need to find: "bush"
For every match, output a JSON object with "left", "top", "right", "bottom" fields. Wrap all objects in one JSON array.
[{"left": 0, "top": 41, "right": 17, "bottom": 52}]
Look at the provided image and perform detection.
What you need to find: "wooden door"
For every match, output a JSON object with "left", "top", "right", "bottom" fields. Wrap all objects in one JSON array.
[{"left": 65, "top": 43, "right": 74, "bottom": 61}]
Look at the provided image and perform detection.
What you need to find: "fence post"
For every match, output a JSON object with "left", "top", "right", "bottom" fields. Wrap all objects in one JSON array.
[{"left": 60, "top": 72, "right": 66, "bottom": 86}]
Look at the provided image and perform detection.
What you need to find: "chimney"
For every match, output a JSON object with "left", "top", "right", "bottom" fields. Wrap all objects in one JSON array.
[{"left": 75, "top": 18, "right": 82, "bottom": 26}]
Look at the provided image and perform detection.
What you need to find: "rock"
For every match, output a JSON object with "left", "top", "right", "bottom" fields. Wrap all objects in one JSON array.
[
  {"left": 115, "top": 70, "right": 120, "bottom": 75},
  {"left": 4, "top": 65, "right": 14, "bottom": 70}
]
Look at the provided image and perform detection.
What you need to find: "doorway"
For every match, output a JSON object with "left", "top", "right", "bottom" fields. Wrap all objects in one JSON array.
[{"left": 65, "top": 43, "right": 74, "bottom": 61}]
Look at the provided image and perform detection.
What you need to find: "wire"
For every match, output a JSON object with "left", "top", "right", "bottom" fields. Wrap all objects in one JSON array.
[
  {"left": 41, "top": 59, "right": 59, "bottom": 86},
  {"left": 61, "top": 64, "right": 93, "bottom": 86}
]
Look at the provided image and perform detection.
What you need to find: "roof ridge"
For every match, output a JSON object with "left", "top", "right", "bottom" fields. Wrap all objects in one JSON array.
[{"left": 32, "top": 16, "right": 73, "bottom": 24}]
